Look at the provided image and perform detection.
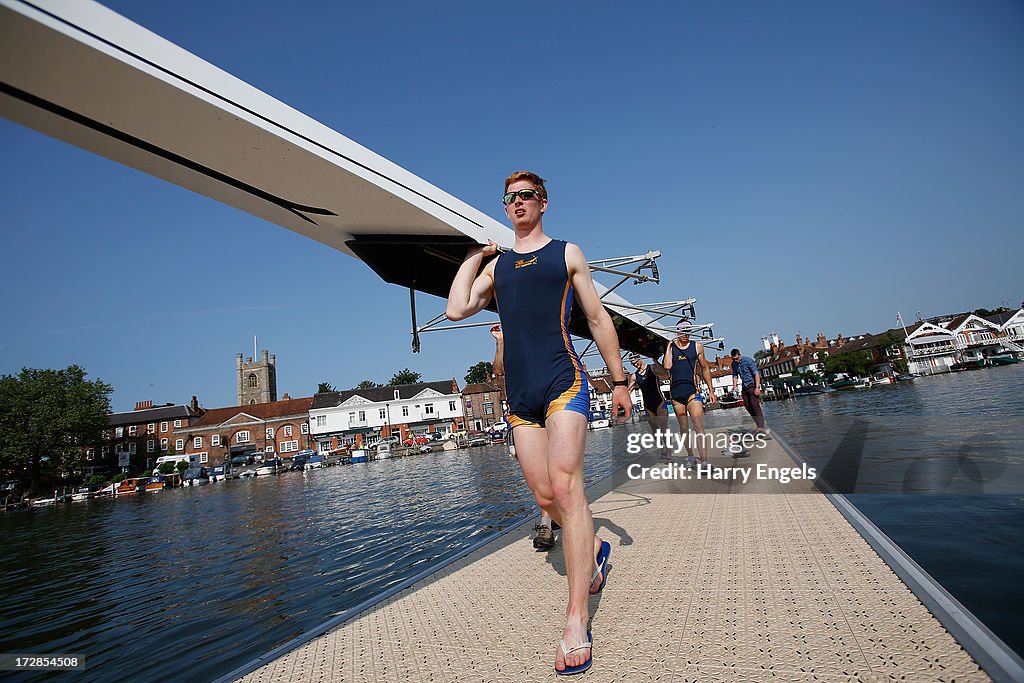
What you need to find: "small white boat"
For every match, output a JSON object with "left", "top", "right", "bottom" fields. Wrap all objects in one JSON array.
[
  {"left": 255, "top": 459, "right": 283, "bottom": 476},
  {"left": 32, "top": 496, "right": 58, "bottom": 507},
  {"left": 183, "top": 467, "right": 210, "bottom": 486},
  {"left": 208, "top": 465, "right": 234, "bottom": 482},
  {"left": 376, "top": 442, "right": 392, "bottom": 459},
  {"left": 71, "top": 486, "right": 101, "bottom": 501}
]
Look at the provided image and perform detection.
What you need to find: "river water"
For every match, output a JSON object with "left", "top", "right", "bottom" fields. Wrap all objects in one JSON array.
[
  {"left": 1, "top": 368, "right": 1021, "bottom": 681},
  {"left": 762, "top": 363, "right": 1024, "bottom": 658},
  {"left": 0, "top": 428, "right": 638, "bottom": 683}
]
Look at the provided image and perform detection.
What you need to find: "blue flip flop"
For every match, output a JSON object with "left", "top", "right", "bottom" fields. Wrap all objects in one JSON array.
[
  {"left": 556, "top": 629, "right": 593, "bottom": 675},
  {"left": 590, "top": 540, "right": 611, "bottom": 594}
]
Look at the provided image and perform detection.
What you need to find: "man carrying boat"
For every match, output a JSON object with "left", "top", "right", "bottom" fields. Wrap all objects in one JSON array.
[
  {"left": 447, "top": 170, "right": 631, "bottom": 675},
  {"left": 664, "top": 323, "right": 719, "bottom": 468}
]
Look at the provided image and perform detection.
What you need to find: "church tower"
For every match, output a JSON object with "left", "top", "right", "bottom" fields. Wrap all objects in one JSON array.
[{"left": 237, "top": 350, "right": 277, "bottom": 405}]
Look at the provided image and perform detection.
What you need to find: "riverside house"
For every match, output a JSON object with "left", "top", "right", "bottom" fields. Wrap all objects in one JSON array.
[
  {"left": 182, "top": 396, "right": 314, "bottom": 466},
  {"left": 90, "top": 398, "right": 204, "bottom": 475},
  {"left": 310, "top": 381, "right": 464, "bottom": 452}
]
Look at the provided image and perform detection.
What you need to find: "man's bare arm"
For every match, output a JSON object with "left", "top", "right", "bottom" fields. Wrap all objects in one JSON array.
[
  {"left": 565, "top": 243, "right": 631, "bottom": 419},
  {"left": 491, "top": 325, "right": 505, "bottom": 378},
  {"left": 566, "top": 244, "right": 625, "bottom": 381},
  {"left": 446, "top": 242, "right": 497, "bottom": 321},
  {"left": 697, "top": 343, "right": 717, "bottom": 404}
]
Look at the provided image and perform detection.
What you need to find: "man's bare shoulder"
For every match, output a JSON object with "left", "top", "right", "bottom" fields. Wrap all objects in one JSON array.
[{"left": 563, "top": 242, "right": 589, "bottom": 274}]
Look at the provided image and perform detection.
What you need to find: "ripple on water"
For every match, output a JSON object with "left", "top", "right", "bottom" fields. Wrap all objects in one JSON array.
[{"left": 0, "top": 429, "right": 634, "bottom": 682}]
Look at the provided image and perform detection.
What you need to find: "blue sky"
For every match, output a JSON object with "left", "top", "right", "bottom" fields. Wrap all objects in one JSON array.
[{"left": 2, "top": 1, "right": 1022, "bottom": 412}]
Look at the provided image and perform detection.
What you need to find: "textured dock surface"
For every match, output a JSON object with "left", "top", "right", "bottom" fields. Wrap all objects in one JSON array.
[{"left": 238, "top": 428, "right": 988, "bottom": 682}]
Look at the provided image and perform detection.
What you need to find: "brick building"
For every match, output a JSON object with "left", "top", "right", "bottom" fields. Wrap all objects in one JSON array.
[
  {"left": 89, "top": 398, "right": 204, "bottom": 474},
  {"left": 183, "top": 396, "right": 314, "bottom": 466},
  {"left": 462, "top": 382, "right": 504, "bottom": 431}
]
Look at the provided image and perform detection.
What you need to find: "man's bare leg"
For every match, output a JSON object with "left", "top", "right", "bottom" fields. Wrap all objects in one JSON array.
[
  {"left": 673, "top": 406, "right": 694, "bottom": 461},
  {"left": 687, "top": 401, "right": 710, "bottom": 463},
  {"left": 649, "top": 412, "right": 670, "bottom": 458},
  {"left": 546, "top": 410, "right": 599, "bottom": 673},
  {"left": 513, "top": 426, "right": 558, "bottom": 522}
]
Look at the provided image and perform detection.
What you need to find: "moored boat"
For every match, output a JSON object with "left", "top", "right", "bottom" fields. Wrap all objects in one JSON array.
[
  {"left": 794, "top": 385, "right": 829, "bottom": 396},
  {"left": 208, "top": 465, "right": 234, "bottom": 482},
  {"left": 145, "top": 475, "right": 168, "bottom": 493},
  {"left": 350, "top": 449, "right": 369, "bottom": 463},
  {"left": 990, "top": 356, "right": 1021, "bottom": 366},
  {"left": 116, "top": 477, "right": 146, "bottom": 496},
  {"left": 830, "top": 378, "right": 867, "bottom": 390},
  {"left": 718, "top": 392, "right": 745, "bottom": 408},
  {"left": 182, "top": 467, "right": 210, "bottom": 486},
  {"left": 589, "top": 410, "right": 611, "bottom": 430},
  {"left": 71, "top": 485, "right": 102, "bottom": 501},
  {"left": 254, "top": 458, "right": 283, "bottom": 476}
]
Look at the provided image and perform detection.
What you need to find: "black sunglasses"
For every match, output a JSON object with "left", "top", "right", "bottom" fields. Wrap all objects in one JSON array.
[{"left": 502, "top": 188, "right": 543, "bottom": 206}]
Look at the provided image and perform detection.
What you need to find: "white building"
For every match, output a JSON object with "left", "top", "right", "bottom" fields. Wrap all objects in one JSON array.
[
  {"left": 993, "top": 309, "right": 1024, "bottom": 344},
  {"left": 309, "top": 380, "right": 464, "bottom": 452},
  {"left": 945, "top": 314, "right": 1004, "bottom": 363},
  {"left": 904, "top": 322, "right": 959, "bottom": 374},
  {"left": 904, "top": 310, "right": 1024, "bottom": 374}
]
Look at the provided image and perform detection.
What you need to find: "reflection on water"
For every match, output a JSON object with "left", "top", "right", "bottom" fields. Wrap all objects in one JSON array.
[
  {"left": 0, "top": 428, "right": 640, "bottom": 683},
  {"left": 764, "top": 364, "right": 1024, "bottom": 658}
]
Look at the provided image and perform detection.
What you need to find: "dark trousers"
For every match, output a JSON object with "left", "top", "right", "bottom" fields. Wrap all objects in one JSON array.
[{"left": 741, "top": 386, "right": 766, "bottom": 429}]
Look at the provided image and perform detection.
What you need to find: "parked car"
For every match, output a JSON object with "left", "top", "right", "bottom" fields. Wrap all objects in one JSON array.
[
  {"left": 430, "top": 432, "right": 446, "bottom": 442},
  {"left": 230, "top": 454, "right": 254, "bottom": 467}
]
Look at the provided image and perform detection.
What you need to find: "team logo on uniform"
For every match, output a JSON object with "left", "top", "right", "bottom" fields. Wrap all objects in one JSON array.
[{"left": 514, "top": 255, "right": 538, "bottom": 269}]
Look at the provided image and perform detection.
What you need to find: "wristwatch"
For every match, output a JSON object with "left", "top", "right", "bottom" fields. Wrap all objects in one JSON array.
[{"left": 611, "top": 379, "right": 628, "bottom": 387}]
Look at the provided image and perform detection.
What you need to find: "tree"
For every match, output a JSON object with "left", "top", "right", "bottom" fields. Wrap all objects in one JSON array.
[
  {"left": 158, "top": 462, "right": 176, "bottom": 475},
  {"left": 0, "top": 365, "right": 112, "bottom": 493},
  {"left": 175, "top": 460, "right": 189, "bottom": 474},
  {"left": 872, "top": 331, "right": 908, "bottom": 374},
  {"left": 794, "top": 370, "right": 821, "bottom": 384},
  {"left": 317, "top": 382, "right": 336, "bottom": 394},
  {"left": 464, "top": 361, "right": 493, "bottom": 385},
  {"left": 388, "top": 369, "right": 421, "bottom": 386},
  {"left": 822, "top": 351, "right": 878, "bottom": 378},
  {"left": 356, "top": 380, "right": 381, "bottom": 390}
]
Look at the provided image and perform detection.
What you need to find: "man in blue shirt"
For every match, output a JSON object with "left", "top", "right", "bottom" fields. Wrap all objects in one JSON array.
[{"left": 730, "top": 348, "right": 767, "bottom": 433}]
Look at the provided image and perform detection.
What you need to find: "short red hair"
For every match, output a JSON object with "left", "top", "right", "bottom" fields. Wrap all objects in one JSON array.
[{"left": 504, "top": 170, "right": 547, "bottom": 200}]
